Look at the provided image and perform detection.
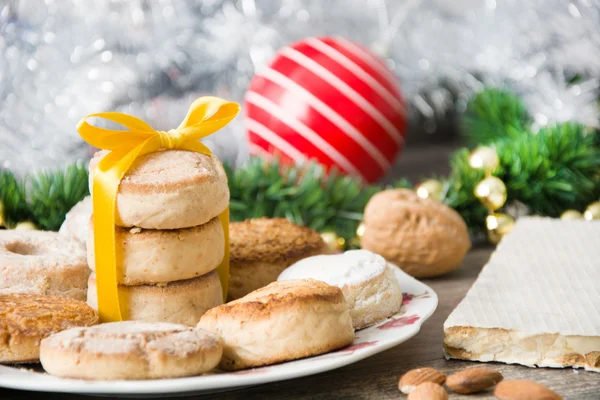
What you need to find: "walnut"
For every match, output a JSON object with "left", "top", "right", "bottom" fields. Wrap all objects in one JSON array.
[{"left": 361, "top": 189, "right": 471, "bottom": 278}]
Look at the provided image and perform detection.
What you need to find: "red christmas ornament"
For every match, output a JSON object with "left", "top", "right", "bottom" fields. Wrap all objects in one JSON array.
[{"left": 244, "top": 36, "right": 407, "bottom": 183}]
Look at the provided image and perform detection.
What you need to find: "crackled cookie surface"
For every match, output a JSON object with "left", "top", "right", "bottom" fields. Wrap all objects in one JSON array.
[{"left": 0, "top": 293, "right": 98, "bottom": 363}]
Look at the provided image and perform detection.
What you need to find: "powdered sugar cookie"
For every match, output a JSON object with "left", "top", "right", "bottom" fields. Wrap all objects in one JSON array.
[
  {"left": 278, "top": 250, "right": 402, "bottom": 329},
  {"left": 0, "top": 231, "right": 89, "bottom": 301},
  {"left": 87, "top": 271, "right": 222, "bottom": 326},
  {"left": 198, "top": 279, "right": 354, "bottom": 370},
  {"left": 40, "top": 321, "right": 222, "bottom": 379},
  {"left": 90, "top": 150, "right": 229, "bottom": 229},
  {"left": 59, "top": 196, "right": 92, "bottom": 248}
]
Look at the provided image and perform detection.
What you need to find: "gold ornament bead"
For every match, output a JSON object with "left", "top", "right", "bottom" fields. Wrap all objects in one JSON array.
[
  {"left": 583, "top": 201, "right": 600, "bottom": 220},
  {"left": 486, "top": 213, "right": 515, "bottom": 244},
  {"left": 349, "top": 222, "right": 366, "bottom": 249},
  {"left": 416, "top": 179, "right": 444, "bottom": 201},
  {"left": 14, "top": 221, "right": 37, "bottom": 231},
  {"left": 356, "top": 222, "right": 366, "bottom": 240},
  {"left": 474, "top": 176, "right": 507, "bottom": 211},
  {"left": 469, "top": 146, "right": 499, "bottom": 173},
  {"left": 321, "top": 231, "right": 345, "bottom": 252},
  {"left": 560, "top": 210, "right": 584, "bottom": 220}
]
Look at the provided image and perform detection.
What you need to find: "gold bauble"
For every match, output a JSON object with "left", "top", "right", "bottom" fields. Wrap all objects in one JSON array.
[
  {"left": 0, "top": 201, "right": 4, "bottom": 227},
  {"left": 474, "top": 176, "right": 507, "bottom": 211},
  {"left": 416, "top": 179, "right": 444, "bottom": 201},
  {"left": 560, "top": 210, "right": 584, "bottom": 220},
  {"left": 583, "top": 201, "right": 600, "bottom": 220},
  {"left": 349, "top": 222, "right": 366, "bottom": 248},
  {"left": 486, "top": 213, "right": 515, "bottom": 244},
  {"left": 356, "top": 222, "right": 366, "bottom": 240},
  {"left": 321, "top": 231, "right": 345, "bottom": 252},
  {"left": 469, "top": 146, "right": 499, "bottom": 173},
  {"left": 14, "top": 221, "right": 37, "bottom": 231}
]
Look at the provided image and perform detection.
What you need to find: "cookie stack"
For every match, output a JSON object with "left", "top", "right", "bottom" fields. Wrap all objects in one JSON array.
[{"left": 86, "top": 149, "right": 229, "bottom": 326}]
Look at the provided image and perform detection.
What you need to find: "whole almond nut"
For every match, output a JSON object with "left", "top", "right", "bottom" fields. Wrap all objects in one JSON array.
[
  {"left": 494, "top": 380, "right": 562, "bottom": 400},
  {"left": 398, "top": 367, "right": 447, "bottom": 394},
  {"left": 446, "top": 367, "right": 503, "bottom": 394},
  {"left": 407, "top": 382, "right": 448, "bottom": 400}
]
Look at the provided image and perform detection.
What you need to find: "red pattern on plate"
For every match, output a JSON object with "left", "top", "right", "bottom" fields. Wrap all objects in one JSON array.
[
  {"left": 376, "top": 314, "right": 420, "bottom": 330},
  {"left": 402, "top": 292, "right": 430, "bottom": 305},
  {"left": 337, "top": 341, "right": 378, "bottom": 353}
]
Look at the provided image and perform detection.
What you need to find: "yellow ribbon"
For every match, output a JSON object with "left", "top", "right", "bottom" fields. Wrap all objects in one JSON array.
[{"left": 77, "top": 96, "right": 239, "bottom": 322}]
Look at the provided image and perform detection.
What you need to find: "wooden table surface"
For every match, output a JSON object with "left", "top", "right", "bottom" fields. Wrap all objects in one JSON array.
[{"left": 2, "top": 245, "right": 598, "bottom": 399}]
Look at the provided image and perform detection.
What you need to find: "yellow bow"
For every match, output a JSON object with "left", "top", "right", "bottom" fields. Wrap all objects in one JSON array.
[{"left": 78, "top": 96, "right": 240, "bottom": 322}]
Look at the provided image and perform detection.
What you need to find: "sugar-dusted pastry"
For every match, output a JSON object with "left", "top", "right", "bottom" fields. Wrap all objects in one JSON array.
[
  {"left": 59, "top": 195, "right": 92, "bottom": 248},
  {"left": 228, "top": 218, "right": 330, "bottom": 300},
  {"left": 361, "top": 189, "right": 470, "bottom": 278},
  {"left": 40, "top": 321, "right": 222, "bottom": 380},
  {"left": 87, "top": 271, "right": 222, "bottom": 326},
  {"left": 89, "top": 150, "right": 229, "bottom": 229},
  {"left": 0, "top": 294, "right": 98, "bottom": 363},
  {"left": 0, "top": 230, "right": 89, "bottom": 301},
  {"left": 444, "top": 217, "right": 600, "bottom": 372},
  {"left": 198, "top": 279, "right": 355, "bottom": 370},
  {"left": 88, "top": 216, "right": 224, "bottom": 285},
  {"left": 279, "top": 250, "right": 402, "bottom": 329}
]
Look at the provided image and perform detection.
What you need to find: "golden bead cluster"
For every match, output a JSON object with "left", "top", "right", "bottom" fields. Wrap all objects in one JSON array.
[
  {"left": 468, "top": 147, "right": 514, "bottom": 244},
  {"left": 560, "top": 202, "right": 600, "bottom": 221}
]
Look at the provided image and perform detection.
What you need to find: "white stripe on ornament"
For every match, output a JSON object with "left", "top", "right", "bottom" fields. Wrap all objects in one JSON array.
[
  {"left": 305, "top": 38, "right": 404, "bottom": 114},
  {"left": 246, "top": 91, "right": 364, "bottom": 179},
  {"left": 333, "top": 36, "right": 401, "bottom": 94},
  {"left": 281, "top": 47, "right": 404, "bottom": 146},
  {"left": 248, "top": 143, "right": 273, "bottom": 159},
  {"left": 246, "top": 118, "right": 306, "bottom": 163},
  {"left": 259, "top": 67, "right": 390, "bottom": 171}
]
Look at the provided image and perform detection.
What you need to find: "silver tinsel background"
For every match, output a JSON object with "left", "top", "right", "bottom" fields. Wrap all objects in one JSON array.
[{"left": 1, "top": 0, "right": 599, "bottom": 176}]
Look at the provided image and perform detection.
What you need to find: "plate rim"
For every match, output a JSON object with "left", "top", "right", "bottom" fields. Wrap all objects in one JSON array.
[{"left": 0, "top": 265, "right": 438, "bottom": 395}]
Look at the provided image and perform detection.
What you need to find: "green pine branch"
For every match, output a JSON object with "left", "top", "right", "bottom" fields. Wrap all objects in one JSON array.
[
  {"left": 494, "top": 123, "right": 600, "bottom": 217},
  {"left": 462, "top": 88, "right": 531, "bottom": 147},
  {"left": 226, "top": 158, "right": 410, "bottom": 244},
  {"left": 0, "top": 162, "right": 90, "bottom": 230},
  {"left": 0, "top": 170, "right": 31, "bottom": 227}
]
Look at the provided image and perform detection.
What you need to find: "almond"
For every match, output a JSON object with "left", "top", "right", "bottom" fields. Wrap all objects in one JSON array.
[
  {"left": 398, "top": 367, "right": 447, "bottom": 394},
  {"left": 407, "top": 382, "right": 448, "bottom": 400},
  {"left": 494, "top": 380, "right": 563, "bottom": 400},
  {"left": 446, "top": 367, "right": 503, "bottom": 394}
]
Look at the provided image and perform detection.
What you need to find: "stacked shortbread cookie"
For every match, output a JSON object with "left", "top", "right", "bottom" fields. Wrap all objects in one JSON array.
[{"left": 86, "top": 150, "right": 229, "bottom": 325}]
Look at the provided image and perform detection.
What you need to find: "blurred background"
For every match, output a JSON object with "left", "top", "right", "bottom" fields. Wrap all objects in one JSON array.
[{"left": 1, "top": 0, "right": 599, "bottom": 182}]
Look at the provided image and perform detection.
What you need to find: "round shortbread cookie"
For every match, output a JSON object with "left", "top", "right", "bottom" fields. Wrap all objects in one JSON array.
[
  {"left": 59, "top": 196, "right": 92, "bottom": 249},
  {"left": 87, "top": 271, "right": 222, "bottom": 326},
  {"left": 278, "top": 250, "right": 403, "bottom": 330},
  {"left": 40, "top": 321, "right": 222, "bottom": 380},
  {"left": 89, "top": 149, "right": 229, "bottom": 229},
  {"left": 0, "top": 231, "right": 89, "bottom": 301},
  {"left": 0, "top": 293, "right": 98, "bottom": 363},
  {"left": 198, "top": 279, "right": 355, "bottom": 370},
  {"left": 228, "top": 218, "right": 330, "bottom": 300},
  {"left": 88, "top": 216, "right": 224, "bottom": 285}
]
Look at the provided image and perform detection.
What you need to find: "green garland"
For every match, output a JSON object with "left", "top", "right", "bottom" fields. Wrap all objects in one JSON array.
[
  {"left": 461, "top": 88, "right": 531, "bottom": 147},
  {"left": 226, "top": 158, "right": 410, "bottom": 242},
  {"left": 1, "top": 87, "right": 599, "bottom": 243},
  {"left": 0, "top": 162, "right": 89, "bottom": 230}
]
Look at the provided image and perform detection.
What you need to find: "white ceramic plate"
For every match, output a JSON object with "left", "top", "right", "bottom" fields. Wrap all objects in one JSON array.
[{"left": 0, "top": 265, "right": 438, "bottom": 397}]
